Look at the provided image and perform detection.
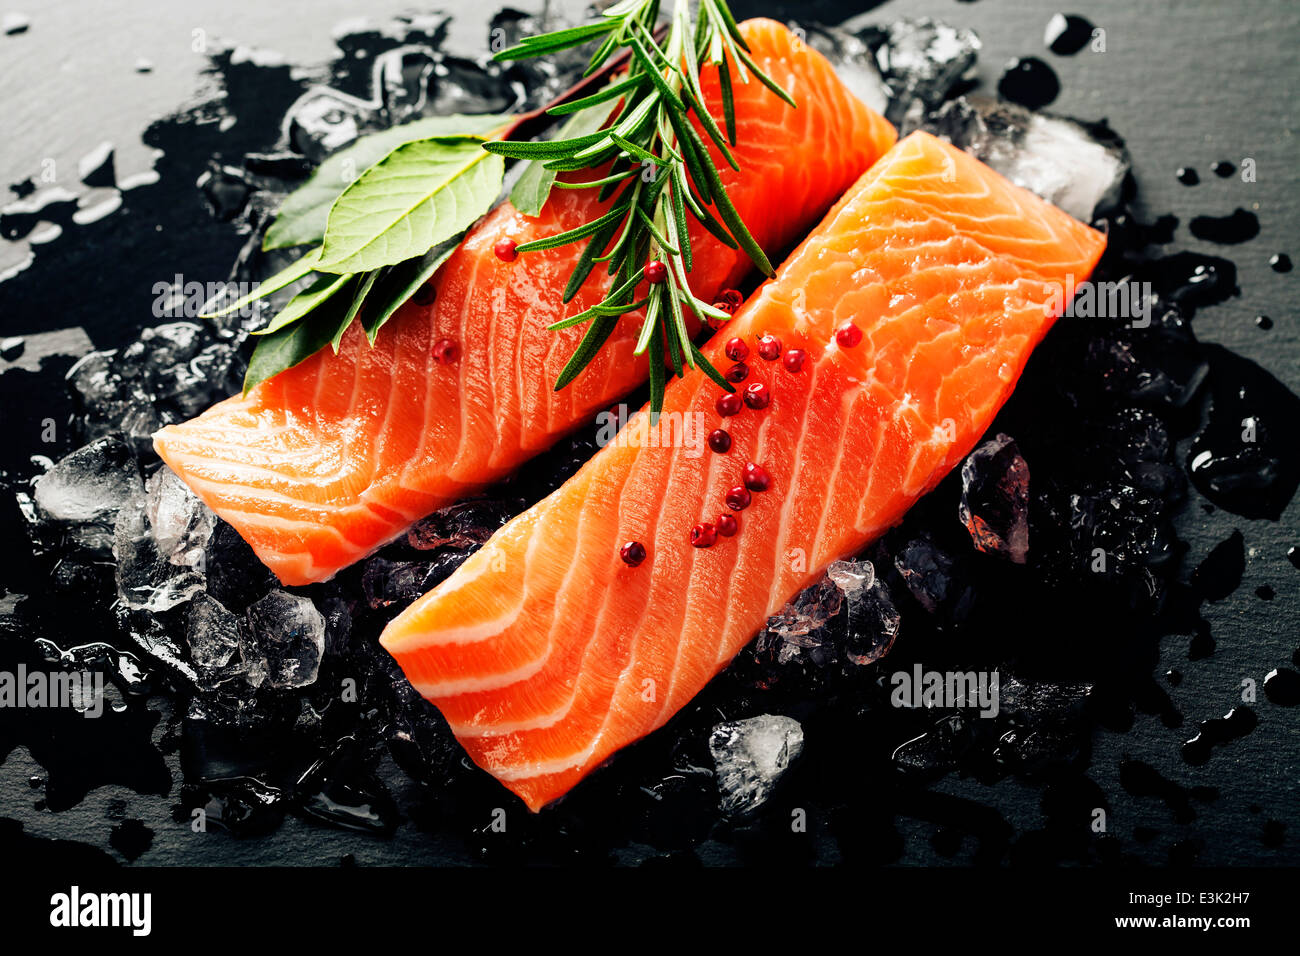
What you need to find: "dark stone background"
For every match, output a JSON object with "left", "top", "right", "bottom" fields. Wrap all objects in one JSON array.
[{"left": 0, "top": 0, "right": 1295, "bottom": 866}]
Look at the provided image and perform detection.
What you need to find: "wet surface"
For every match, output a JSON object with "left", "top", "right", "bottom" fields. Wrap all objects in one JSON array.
[{"left": 0, "top": 0, "right": 1297, "bottom": 867}]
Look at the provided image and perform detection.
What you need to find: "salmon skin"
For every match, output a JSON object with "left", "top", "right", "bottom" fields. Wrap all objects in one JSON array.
[
  {"left": 379, "top": 131, "right": 1107, "bottom": 812},
  {"left": 152, "top": 19, "right": 896, "bottom": 586}
]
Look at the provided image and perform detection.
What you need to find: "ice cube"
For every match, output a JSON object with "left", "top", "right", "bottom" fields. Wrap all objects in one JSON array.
[
  {"left": 197, "top": 164, "right": 254, "bottom": 222},
  {"left": 923, "top": 96, "right": 1130, "bottom": 221},
  {"left": 146, "top": 466, "right": 216, "bottom": 571},
  {"left": 1073, "top": 306, "right": 1209, "bottom": 412},
  {"left": 760, "top": 575, "right": 843, "bottom": 667},
  {"left": 113, "top": 490, "right": 205, "bottom": 612},
  {"left": 894, "top": 534, "right": 974, "bottom": 624},
  {"left": 406, "top": 498, "right": 521, "bottom": 550},
  {"left": 862, "top": 17, "right": 982, "bottom": 128},
  {"left": 375, "top": 45, "right": 437, "bottom": 123},
  {"left": 204, "top": 520, "right": 277, "bottom": 612},
  {"left": 709, "top": 715, "right": 804, "bottom": 816},
  {"left": 285, "top": 88, "right": 372, "bottom": 162},
  {"left": 66, "top": 349, "right": 120, "bottom": 407},
  {"left": 118, "top": 608, "right": 201, "bottom": 685},
  {"left": 791, "top": 22, "right": 890, "bottom": 117},
  {"left": 243, "top": 590, "right": 326, "bottom": 689},
  {"left": 891, "top": 714, "right": 971, "bottom": 779},
  {"left": 32, "top": 436, "right": 142, "bottom": 555},
  {"left": 828, "top": 558, "right": 901, "bottom": 664},
  {"left": 67, "top": 323, "right": 246, "bottom": 450},
  {"left": 361, "top": 558, "right": 434, "bottom": 609},
  {"left": 958, "top": 433, "right": 1030, "bottom": 563},
  {"left": 186, "top": 593, "right": 244, "bottom": 690},
  {"left": 429, "top": 54, "right": 520, "bottom": 116}
]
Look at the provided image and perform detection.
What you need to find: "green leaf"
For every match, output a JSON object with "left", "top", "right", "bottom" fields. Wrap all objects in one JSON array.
[
  {"left": 718, "top": 59, "right": 737, "bottom": 146},
  {"left": 243, "top": 291, "right": 359, "bottom": 393},
  {"left": 562, "top": 214, "right": 623, "bottom": 302},
  {"left": 511, "top": 96, "right": 622, "bottom": 217},
  {"left": 647, "top": 321, "right": 666, "bottom": 417},
  {"left": 317, "top": 136, "right": 504, "bottom": 273},
  {"left": 360, "top": 234, "right": 464, "bottom": 343},
  {"left": 253, "top": 271, "right": 354, "bottom": 336},
  {"left": 690, "top": 340, "right": 733, "bottom": 392},
  {"left": 514, "top": 199, "right": 630, "bottom": 253},
  {"left": 683, "top": 122, "right": 774, "bottom": 275},
  {"left": 733, "top": 43, "right": 798, "bottom": 109},
  {"left": 199, "top": 248, "right": 321, "bottom": 318},
  {"left": 554, "top": 313, "right": 620, "bottom": 391},
  {"left": 483, "top": 130, "right": 611, "bottom": 159},
  {"left": 334, "top": 270, "right": 380, "bottom": 351},
  {"left": 492, "top": 21, "right": 617, "bottom": 62},
  {"left": 546, "top": 75, "right": 642, "bottom": 116},
  {"left": 262, "top": 114, "right": 506, "bottom": 251}
]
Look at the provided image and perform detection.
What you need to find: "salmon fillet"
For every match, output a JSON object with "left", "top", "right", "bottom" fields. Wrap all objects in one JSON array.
[
  {"left": 379, "top": 131, "right": 1107, "bottom": 811},
  {"left": 153, "top": 19, "right": 896, "bottom": 585}
]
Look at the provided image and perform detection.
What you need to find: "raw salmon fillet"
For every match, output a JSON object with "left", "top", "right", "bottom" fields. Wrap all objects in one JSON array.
[
  {"left": 153, "top": 19, "right": 896, "bottom": 586},
  {"left": 380, "top": 131, "right": 1107, "bottom": 811}
]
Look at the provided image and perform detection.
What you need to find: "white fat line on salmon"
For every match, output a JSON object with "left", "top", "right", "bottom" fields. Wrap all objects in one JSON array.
[
  {"left": 595, "top": 405, "right": 707, "bottom": 458},
  {"left": 890, "top": 665, "right": 1000, "bottom": 718},
  {"left": 1044, "top": 274, "right": 1152, "bottom": 327},
  {"left": 49, "top": 886, "right": 151, "bottom": 936},
  {"left": 0, "top": 665, "right": 104, "bottom": 717}
]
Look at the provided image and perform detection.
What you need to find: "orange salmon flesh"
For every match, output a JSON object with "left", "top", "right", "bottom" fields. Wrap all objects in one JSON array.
[
  {"left": 153, "top": 19, "right": 897, "bottom": 585},
  {"left": 379, "top": 131, "right": 1107, "bottom": 811}
]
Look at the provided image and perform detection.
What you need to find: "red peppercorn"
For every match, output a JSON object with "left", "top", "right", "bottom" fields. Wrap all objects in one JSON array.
[
  {"left": 619, "top": 541, "right": 647, "bottom": 566},
  {"left": 725, "top": 485, "right": 751, "bottom": 511},
  {"left": 412, "top": 281, "right": 437, "bottom": 306},
  {"left": 756, "top": 334, "right": 782, "bottom": 361},
  {"left": 690, "top": 522, "right": 717, "bottom": 548},
  {"left": 432, "top": 338, "right": 459, "bottom": 364},
  {"left": 645, "top": 260, "right": 668, "bottom": 284},
  {"left": 743, "top": 462, "right": 772, "bottom": 492},
  {"left": 719, "top": 289, "right": 744, "bottom": 310},
  {"left": 716, "top": 513, "right": 738, "bottom": 537},
  {"left": 725, "top": 361, "right": 750, "bottom": 384},
  {"left": 724, "top": 337, "right": 749, "bottom": 361},
  {"left": 708, "top": 429, "right": 732, "bottom": 453},
  {"left": 494, "top": 239, "right": 517, "bottom": 262},
  {"left": 835, "top": 322, "right": 863, "bottom": 348},
  {"left": 715, "top": 392, "right": 743, "bottom": 417},
  {"left": 744, "top": 382, "right": 770, "bottom": 409},
  {"left": 782, "top": 348, "right": 806, "bottom": 373}
]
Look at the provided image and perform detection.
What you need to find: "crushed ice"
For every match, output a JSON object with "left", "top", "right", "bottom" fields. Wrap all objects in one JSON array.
[{"left": 709, "top": 715, "right": 804, "bottom": 815}]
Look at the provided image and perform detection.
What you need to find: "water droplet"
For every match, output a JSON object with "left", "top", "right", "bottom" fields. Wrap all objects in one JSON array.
[
  {"left": 1044, "top": 13, "right": 1094, "bottom": 55},
  {"left": 1263, "top": 668, "right": 1300, "bottom": 706},
  {"left": 1188, "top": 208, "right": 1259, "bottom": 245},
  {"left": 997, "top": 57, "right": 1060, "bottom": 109}
]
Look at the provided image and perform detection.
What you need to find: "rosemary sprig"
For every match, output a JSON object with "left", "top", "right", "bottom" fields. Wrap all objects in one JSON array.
[{"left": 487, "top": 0, "right": 795, "bottom": 413}]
